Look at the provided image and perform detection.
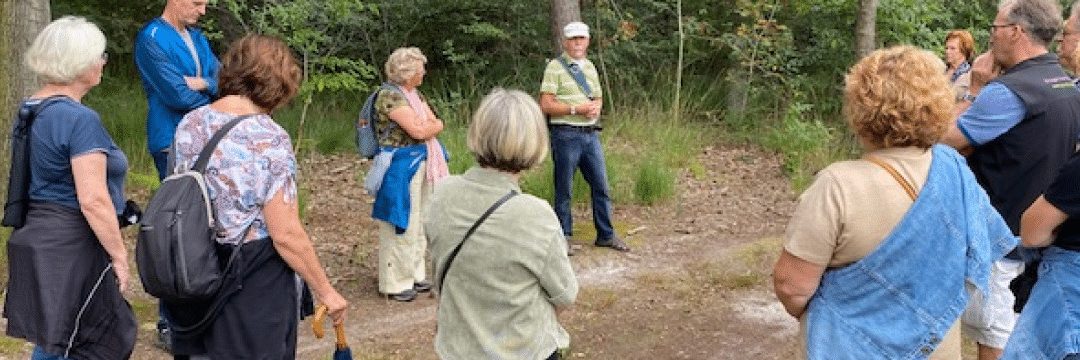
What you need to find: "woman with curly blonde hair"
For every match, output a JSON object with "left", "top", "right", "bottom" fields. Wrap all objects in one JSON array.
[{"left": 772, "top": 45, "right": 1017, "bottom": 359}]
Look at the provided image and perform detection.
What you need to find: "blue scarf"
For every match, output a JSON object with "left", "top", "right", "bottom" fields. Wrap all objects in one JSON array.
[{"left": 950, "top": 61, "right": 971, "bottom": 83}]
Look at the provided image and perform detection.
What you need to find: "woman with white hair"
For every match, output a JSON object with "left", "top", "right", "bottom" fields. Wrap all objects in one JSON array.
[
  {"left": 3, "top": 16, "right": 136, "bottom": 359},
  {"left": 425, "top": 88, "right": 578, "bottom": 360},
  {"left": 370, "top": 47, "right": 448, "bottom": 302}
]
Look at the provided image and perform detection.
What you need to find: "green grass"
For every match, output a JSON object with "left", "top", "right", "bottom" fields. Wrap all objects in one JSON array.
[
  {"left": 0, "top": 335, "right": 28, "bottom": 355},
  {"left": 84, "top": 75, "right": 155, "bottom": 185},
  {"left": 759, "top": 101, "right": 854, "bottom": 192},
  {"left": 86, "top": 72, "right": 721, "bottom": 208},
  {"left": 634, "top": 157, "right": 675, "bottom": 205}
]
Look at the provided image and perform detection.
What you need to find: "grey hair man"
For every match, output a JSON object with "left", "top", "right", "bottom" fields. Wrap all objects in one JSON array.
[
  {"left": 941, "top": 0, "right": 1080, "bottom": 359},
  {"left": 1059, "top": 1, "right": 1080, "bottom": 74},
  {"left": 539, "top": 21, "right": 629, "bottom": 254}
]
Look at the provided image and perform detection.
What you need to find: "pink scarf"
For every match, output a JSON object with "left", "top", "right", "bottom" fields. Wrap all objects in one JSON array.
[{"left": 400, "top": 86, "right": 449, "bottom": 184}]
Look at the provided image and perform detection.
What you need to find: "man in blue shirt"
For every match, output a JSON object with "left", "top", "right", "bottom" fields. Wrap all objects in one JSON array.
[
  {"left": 135, "top": 0, "right": 219, "bottom": 180},
  {"left": 941, "top": 1, "right": 1080, "bottom": 359},
  {"left": 134, "top": 0, "right": 219, "bottom": 353}
]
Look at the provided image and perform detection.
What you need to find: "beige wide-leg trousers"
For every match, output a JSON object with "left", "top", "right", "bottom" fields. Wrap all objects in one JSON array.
[{"left": 377, "top": 163, "right": 430, "bottom": 294}]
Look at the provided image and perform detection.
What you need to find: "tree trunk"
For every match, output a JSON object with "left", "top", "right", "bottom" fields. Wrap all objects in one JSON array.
[
  {"left": 673, "top": 0, "right": 684, "bottom": 122},
  {"left": 550, "top": 0, "right": 581, "bottom": 54},
  {"left": 854, "top": 0, "right": 878, "bottom": 59},
  {"left": 10, "top": 0, "right": 49, "bottom": 100},
  {"left": 1, "top": 0, "right": 49, "bottom": 205}
]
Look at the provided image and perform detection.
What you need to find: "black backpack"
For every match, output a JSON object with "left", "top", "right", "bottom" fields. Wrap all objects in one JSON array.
[
  {"left": 2, "top": 96, "right": 65, "bottom": 228},
  {"left": 137, "top": 115, "right": 252, "bottom": 303}
]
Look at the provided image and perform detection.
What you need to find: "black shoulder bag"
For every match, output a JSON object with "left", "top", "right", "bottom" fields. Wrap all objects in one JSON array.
[
  {"left": 3, "top": 96, "right": 66, "bottom": 228},
  {"left": 436, "top": 190, "right": 518, "bottom": 294}
]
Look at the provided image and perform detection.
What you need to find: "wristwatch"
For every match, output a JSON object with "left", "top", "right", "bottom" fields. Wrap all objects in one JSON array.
[
  {"left": 961, "top": 91, "right": 977, "bottom": 103},
  {"left": 569, "top": 105, "right": 576, "bottom": 115}
]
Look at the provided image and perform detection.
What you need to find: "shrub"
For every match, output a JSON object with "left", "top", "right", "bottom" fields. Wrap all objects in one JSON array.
[
  {"left": 763, "top": 101, "right": 835, "bottom": 191},
  {"left": 634, "top": 157, "right": 675, "bottom": 205}
]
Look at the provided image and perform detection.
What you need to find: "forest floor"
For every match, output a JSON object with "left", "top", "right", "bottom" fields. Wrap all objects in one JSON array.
[
  {"left": 6, "top": 142, "right": 806, "bottom": 359},
  {"left": 289, "top": 143, "right": 801, "bottom": 360}
]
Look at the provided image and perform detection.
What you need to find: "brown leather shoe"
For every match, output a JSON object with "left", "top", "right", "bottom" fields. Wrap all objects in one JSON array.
[{"left": 595, "top": 236, "right": 630, "bottom": 252}]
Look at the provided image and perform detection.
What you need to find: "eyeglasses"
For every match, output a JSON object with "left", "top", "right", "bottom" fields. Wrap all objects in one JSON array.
[{"left": 989, "top": 23, "right": 1016, "bottom": 33}]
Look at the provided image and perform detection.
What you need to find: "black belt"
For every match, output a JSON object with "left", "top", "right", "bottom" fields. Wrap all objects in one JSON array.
[{"left": 549, "top": 124, "right": 600, "bottom": 132}]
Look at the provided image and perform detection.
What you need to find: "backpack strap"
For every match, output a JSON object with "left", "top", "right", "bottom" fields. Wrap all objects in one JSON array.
[
  {"left": 192, "top": 114, "right": 258, "bottom": 173},
  {"left": 436, "top": 190, "right": 518, "bottom": 294},
  {"left": 3, "top": 96, "right": 69, "bottom": 228},
  {"left": 19, "top": 95, "right": 67, "bottom": 128},
  {"left": 556, "top": 56, "right": 594, "bottom": 100}
]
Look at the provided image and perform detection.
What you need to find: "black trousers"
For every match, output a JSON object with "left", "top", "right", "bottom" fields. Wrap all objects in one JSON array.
[{"left": 171, "top": 238, "right": 303, "bottom": 359}]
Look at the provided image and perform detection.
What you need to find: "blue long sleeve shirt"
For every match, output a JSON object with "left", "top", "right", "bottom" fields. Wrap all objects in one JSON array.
[{"left": 134, "top": 18, "right": 220, "bottom": 153}]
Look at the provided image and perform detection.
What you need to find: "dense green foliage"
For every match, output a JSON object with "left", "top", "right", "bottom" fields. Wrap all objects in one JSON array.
[
  {"left": 48, "top": 0, "right": 1080, "bottom": 196},
  {"left": 53, "top": 0, "right": 1022, "bottom": 121}
]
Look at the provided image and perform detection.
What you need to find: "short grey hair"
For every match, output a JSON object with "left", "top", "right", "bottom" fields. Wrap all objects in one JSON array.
[
  {"left": 24, "top": 16, "right": 106, "bottom": 84},
  {"left": 384, "top": 47, "right": 427, "bottom": 85},
  {"left": 467, "top": 88, "right": 549, "bottom": 173},
  {"left": 1000, "top": 0, "right": 1062, "bottom": 47}
]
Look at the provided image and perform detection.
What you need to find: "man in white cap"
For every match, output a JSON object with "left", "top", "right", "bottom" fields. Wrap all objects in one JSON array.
[{"left": 540, "top": 21, "right": 629, "bottom": 254}]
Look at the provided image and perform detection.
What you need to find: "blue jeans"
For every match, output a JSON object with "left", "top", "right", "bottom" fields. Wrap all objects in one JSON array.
[
  {"left": 1004, "top": 247, "right": 1080, "bottom": 359},
  {"left": 550, "top": 126, "right": 614, "bottom": 241},
  {"left": 31, "top": 346, "right": 68, "bottom": 360},
  {"left": 152, "top": 149, "right": 170, "bottom": 180}
]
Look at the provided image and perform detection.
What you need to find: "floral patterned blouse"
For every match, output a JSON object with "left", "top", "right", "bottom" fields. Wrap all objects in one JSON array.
[
  {"left": 172, "top": 106, "right": 297, "bottom": 245},
  {"left": 374, "top": 87, "right": 426, "bottom": 147}
]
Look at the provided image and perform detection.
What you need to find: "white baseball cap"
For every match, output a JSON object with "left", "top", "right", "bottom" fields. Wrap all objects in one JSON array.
[{"left": 563, "top": 22, "right": 590, "bottom": 39}]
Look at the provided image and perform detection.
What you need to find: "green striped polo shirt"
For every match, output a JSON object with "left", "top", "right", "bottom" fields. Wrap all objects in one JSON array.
[{"left": 540, "top": 53, "right": 603, "bottom": 126}]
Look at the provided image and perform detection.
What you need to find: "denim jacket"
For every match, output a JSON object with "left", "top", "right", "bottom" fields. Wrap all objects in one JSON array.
[
  {"left": 371, "top": 143, "right": 448, "bottom": 233},
  {"left": 372, "top": 144, "right": 428, "bottom": 233},
  {"left": 806, "top": 145, "right": 1017, "bottom": 359},
  {"left": 1003, "top": 246, "right": 1080, "bottom": 359}
]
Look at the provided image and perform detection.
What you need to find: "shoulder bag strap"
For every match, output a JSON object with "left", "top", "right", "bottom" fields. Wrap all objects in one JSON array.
[
  {"left": 864, "top": 155, "right": 918, "bottom": 201},
  {"left": 436, "top": 189, "right": 519, "bottom": 294},
  {"left": 3, "top": 96, "right": 66, "bottom": 226},
  {"left": 192, "top": 114, "right": 257, "bottom": 173},
  {"left": 556, "top": 56, "right": 594, "bottom": 99}
]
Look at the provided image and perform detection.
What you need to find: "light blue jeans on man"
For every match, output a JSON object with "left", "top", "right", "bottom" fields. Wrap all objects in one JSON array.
[
  {"left": 549, "top": 126, "right": 614, "bottom": 242},
  {"left": 1003, "top": 246, "right": 1080, "bottom": 359}
]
